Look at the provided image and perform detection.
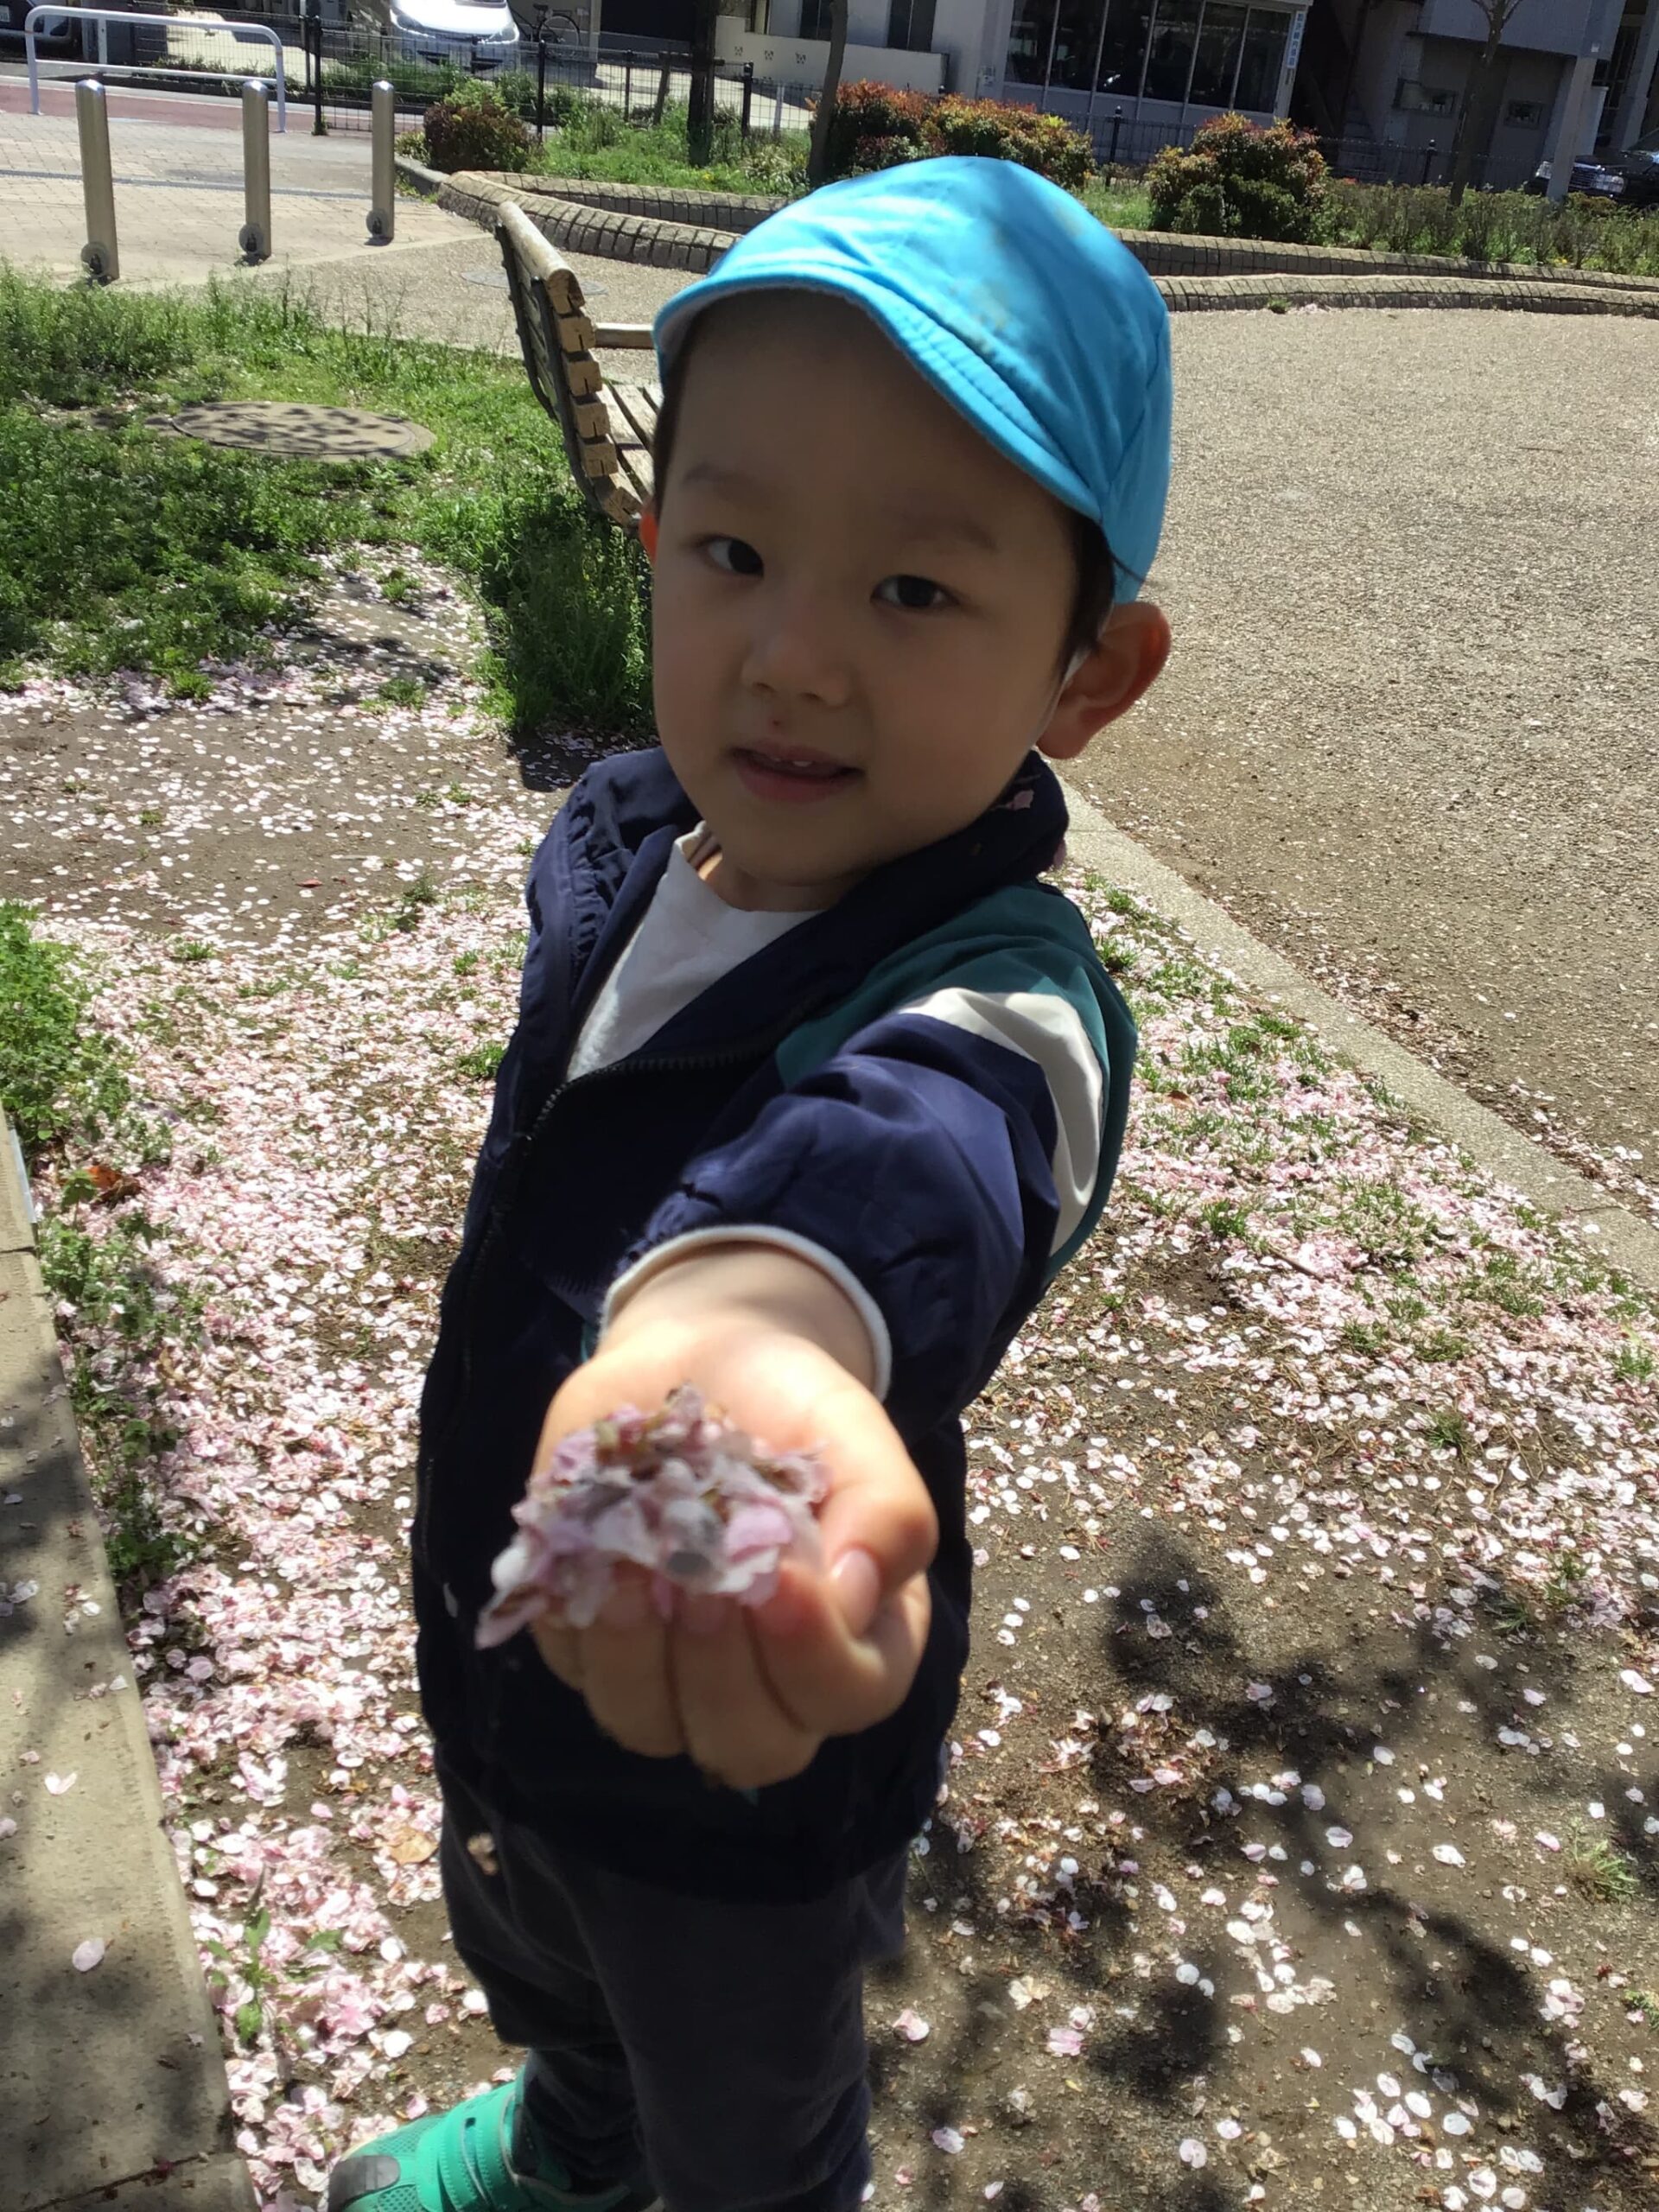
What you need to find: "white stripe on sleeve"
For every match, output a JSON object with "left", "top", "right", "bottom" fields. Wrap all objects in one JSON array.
[{"left": 903, "top": 987, "right": 1104, "bottom": 1253}]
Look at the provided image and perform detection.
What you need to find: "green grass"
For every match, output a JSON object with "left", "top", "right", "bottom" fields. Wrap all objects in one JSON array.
[
  {"left": 1314, "top": 180, "right": 1659, "bottom": 277},
  {"left": 1, "top": 901, "right": 140, "bottom": 1167},
  {"left": 0, "top": 272, "right": 652, "bottom": 738},
  {"left": 1, "top": 904, "right": 196, "bottom": 1591}
]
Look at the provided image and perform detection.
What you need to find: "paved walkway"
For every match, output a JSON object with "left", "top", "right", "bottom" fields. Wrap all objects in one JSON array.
[{"left": 0, "top": 92, "right": 474, "bottom": 286}]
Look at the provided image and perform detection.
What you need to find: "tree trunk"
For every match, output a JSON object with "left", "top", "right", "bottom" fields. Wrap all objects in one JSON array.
[
  {"left": 1446, "top": 19, "right": 1507, "bottom": 207},
  {"left": 687, "top": 0, "right": 719, "bottom": 166},
  {"left": 807, "top": 0, "right": 849, "bottom": 190}
]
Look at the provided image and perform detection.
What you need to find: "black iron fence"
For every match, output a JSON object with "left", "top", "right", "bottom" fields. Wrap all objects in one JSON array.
[{"left": 15, "top": 9, "right": 814, "bottom": 138}]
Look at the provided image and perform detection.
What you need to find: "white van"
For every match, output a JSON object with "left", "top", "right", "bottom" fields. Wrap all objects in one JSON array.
[{"left": 388, "top": 0, "right": 519, "bottom": 67}]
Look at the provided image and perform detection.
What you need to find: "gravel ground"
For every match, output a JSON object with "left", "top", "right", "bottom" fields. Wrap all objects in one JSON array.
[
  {"left": 1064, "top": 309, "right": 1659, "bottom": 1226},
  {"left": 9, "top": 542, "right": 1657, "bottom": 2212},
  {"left": 225, "top": 232, "right": 687, "bottom": 384}
]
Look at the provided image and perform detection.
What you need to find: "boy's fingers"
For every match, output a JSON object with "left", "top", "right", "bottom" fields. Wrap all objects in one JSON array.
[
  {"left": 575, "top": 1590, "right": 683, "bottom": 1760},
  {"left": 755, "top": 1559, "right": 931, "bottom": 1738},
  {"left": 671, "top": 1601, "right": 820, "bottom": 1790},
  {"left": 531, "top": 1617, "right": 585, "bottom": 1691}
]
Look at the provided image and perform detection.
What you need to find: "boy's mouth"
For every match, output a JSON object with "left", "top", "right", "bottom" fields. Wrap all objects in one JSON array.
[{"left": 730, "top": 746, "right": 861, "bottom": 806}]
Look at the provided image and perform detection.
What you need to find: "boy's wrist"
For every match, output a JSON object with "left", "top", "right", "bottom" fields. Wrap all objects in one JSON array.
[{"left": 603, "top": 1238, "right": 880, "bottom": 1390}]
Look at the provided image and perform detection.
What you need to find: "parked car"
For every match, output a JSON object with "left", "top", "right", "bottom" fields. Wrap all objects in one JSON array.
[
  {"left": 387, "top": 0, "right": 519, "bottom": 69},
  {"left": 1618, "top": 126, "right": 1659, "bottom": 209},
  {"left": 1523, "top": 156, "right": 1625, "bottom": 199}
]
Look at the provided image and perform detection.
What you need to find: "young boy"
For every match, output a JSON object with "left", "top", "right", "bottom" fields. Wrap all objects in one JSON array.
[{"left": 327, "top": 155, "right": 1171, "bottom": 2212}]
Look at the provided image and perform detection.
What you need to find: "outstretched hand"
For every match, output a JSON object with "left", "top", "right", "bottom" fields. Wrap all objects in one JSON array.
[{"left": 526, "top": 1244, "right": 937, "bottom": 1792}]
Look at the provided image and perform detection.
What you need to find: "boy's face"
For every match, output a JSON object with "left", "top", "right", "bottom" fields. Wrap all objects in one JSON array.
[{"left": 650, "top": 294, "right": 1160, "bottom": 912}]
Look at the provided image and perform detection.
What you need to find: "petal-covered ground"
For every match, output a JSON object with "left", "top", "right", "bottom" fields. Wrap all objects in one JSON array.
[{"left": 10, "top": 566, "right": 1659, "bottom": 2212}]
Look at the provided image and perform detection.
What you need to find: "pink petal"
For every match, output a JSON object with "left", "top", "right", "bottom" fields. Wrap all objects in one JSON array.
[{"left": 72, "top": 1938, "right": 107, "bottom": 1972}]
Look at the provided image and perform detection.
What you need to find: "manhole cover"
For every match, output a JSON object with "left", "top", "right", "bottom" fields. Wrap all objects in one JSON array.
[{"left": 146, "top": 402, "right": 435, "bottom": 461}]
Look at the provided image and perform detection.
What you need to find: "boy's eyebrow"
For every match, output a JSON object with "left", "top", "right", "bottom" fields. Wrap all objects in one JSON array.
[{"left": 677, "top": 463, "right": 1002, "bottom": 556}]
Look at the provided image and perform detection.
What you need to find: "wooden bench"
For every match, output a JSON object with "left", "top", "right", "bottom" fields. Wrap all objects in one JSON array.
[{"left": 494, "top": 198, "right": 662, "bottom": 530}]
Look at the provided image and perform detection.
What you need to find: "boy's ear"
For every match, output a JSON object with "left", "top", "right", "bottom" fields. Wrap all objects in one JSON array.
[
  {"left": 1038, "top": 601, "right": 1171, "bottom": 763},
  {"left": 639, "top": 507, "right": 659, "bottom": 564}
]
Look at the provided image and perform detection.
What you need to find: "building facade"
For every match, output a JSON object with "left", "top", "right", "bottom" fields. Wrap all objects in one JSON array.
[
  {"left": 1294, "top": 1, "right": 1659, "bottom": 188},
  {"left": 724, "top": 0, "right": 1308, "bottom": 142},
  {"left": 707, "top": 0, "right": 1659, "bottom": 175}
]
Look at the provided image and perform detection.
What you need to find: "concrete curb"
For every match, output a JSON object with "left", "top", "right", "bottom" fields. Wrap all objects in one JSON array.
[
  {"left": 394, "top": 155, "right": 448, "bottom": 200},
  {"left": 0, "top": 1125, "right": 255, "bottom": 2212},
  {"left": 1059, "top": 789, "right": 1659, "bottom": 1295}
]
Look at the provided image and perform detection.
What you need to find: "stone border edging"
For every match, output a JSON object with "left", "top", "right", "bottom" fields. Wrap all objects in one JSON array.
[
  {"left": 1116, "top": 229, "right": 1659, "bottom": 296},
  {"left": 438, "top": 173, "right": 734, "bottom": 273},
  {"left": 1155, "top": 270, "right": 1659, "bottom": 317},
  {"left": 1058, "top": 797, "right": 1659, "bottom": 1294},
  {"left": 472, "top": 172, "right": 782, "bottom": 234},
  {"left": 0, "top": 1121, "right": 257, "bottom": 2212},
  {"left": 435, "top": 174, "right": 1658, "bottom": 317}
]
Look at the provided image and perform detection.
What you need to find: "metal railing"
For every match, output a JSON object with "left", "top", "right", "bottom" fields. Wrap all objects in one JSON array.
[{"left": 24, "top": 4, "right": 287, "bottom": 131}]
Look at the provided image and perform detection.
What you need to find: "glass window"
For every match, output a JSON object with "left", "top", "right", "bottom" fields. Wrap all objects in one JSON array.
[
  {"left": 1143, "top": 0, "right": 1201, "bottom": 105},
  {"left": 1006, "top": 0, "right": 1057, "bottom": 83},
  {"left": 1052, "top": 0, "right": 1106, "bottom": 91},
  {"left": 1095, "top": 0, "right": 1153, "bottom": 97},
  {"left": 1233, "top": 5, "right": 1288, "bottom": 114},
  {"left": 799, "top": 0, "right": 832, "bottom": 39},
  {"left": 887, "top": 0, "right": 936, "bottom": 48},
  {"left": 1189, "top": 3, "right": 1246, "bottom": 108}
]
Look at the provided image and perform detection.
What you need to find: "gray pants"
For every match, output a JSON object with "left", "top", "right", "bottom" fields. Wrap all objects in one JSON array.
[{"left": 438, "top": 1765, "right": 907, "bottom": 2212}]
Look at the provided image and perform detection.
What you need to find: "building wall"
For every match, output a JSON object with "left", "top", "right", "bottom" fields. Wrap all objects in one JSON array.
[{"left": 1414, "top": 0, "right": 1597, "bottom": 58}]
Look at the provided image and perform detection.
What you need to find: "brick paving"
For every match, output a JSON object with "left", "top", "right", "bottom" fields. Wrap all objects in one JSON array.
[{"left": 0, "top": 96, "right": 475, "bottom": 285}]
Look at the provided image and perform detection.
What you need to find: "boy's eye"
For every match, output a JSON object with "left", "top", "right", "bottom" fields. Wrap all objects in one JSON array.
[
  {"left": 705, "top": 536, "right": 764, "bottom": 577},
  {"left": 875, "top": 574, "right": 952, "bottom": 613}
]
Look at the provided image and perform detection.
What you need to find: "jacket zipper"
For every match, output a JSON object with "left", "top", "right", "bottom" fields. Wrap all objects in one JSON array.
[{"left": 414, "top": 1028, "right": 797, "bottom": 1569}]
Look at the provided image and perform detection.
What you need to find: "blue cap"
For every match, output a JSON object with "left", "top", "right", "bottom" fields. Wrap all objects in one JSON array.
[{"left": 653, "top": 156, "right": 1172, "bottom": 602}]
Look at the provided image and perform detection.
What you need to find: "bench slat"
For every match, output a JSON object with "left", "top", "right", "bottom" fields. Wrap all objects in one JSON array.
[{"left": 610, "top": 383, "right": 661, "bottom": 445}]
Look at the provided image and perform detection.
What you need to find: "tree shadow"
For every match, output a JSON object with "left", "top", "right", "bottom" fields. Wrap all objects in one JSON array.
[{"left": 868, "top": 1526, "right": 1657, "bottom": 2209}]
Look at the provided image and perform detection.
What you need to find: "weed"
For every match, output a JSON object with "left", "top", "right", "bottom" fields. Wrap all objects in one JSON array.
[
  {"left": 457, "top": 1040, "right": 505, "bottom": 1081},
  {"left": 1339, "top": 1319, "right": 1388, "bottom": 1357},
  {"left": 204, "top": 1904, "right": 340, "bottom": 2047},
  {"left": 138, "top": 805, "right": 163, "bottom": 828},
  {"left": 1425, "top": 1408, "right": 1471, "bottom": 1456},
  {"left": 1615, "top": 1339, "right": 1656, "bottom": 1384},
  {"left": 391, "top": 868, "right": 440, "bottom": 932},
  {"left": 378, "top": 673, "right": 424, "bottom": 708},
  {"left": 452, "top": 950, "right": 480, "bottom": 976},
  {"left": 1416, "top": 1328, "right": 1471, "bottom": 1364},
  {"left": 1629, "top": 1990, "right": 1659, "bottom": 2030},
  {"left": 1566, "top": 1827, "right": 1639, "bottom": 1904},
  {"left": 1199, "top": 1197, "right": 1250, "bottom": 1242},
  {"left": 168, "top": 939, "right": 215, "bottom": 964},
  {"left": 381, "top": 566, "right": 413, "bottom": 604}
]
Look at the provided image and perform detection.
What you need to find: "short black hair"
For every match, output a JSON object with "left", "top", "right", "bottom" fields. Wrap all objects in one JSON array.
[{"left": 651, "top": 329, "right": 1118, "bottom": 677}]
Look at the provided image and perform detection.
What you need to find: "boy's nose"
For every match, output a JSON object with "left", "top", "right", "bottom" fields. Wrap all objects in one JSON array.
[{"left": 739, "top": 591, "right": 854, "bottom": 712}]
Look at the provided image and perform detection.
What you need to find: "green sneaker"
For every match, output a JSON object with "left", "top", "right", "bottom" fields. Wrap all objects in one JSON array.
[{"left": 324, "top": 2075, "right": 661, "bottom": 2212}]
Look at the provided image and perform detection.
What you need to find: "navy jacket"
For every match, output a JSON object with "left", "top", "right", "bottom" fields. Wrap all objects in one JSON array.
[{"left": 413, "top": 747, "right": 1135, "bottom": 1900}]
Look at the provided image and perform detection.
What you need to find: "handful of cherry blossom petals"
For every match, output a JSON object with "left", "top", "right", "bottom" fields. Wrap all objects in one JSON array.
[{"left": 477, "top": 1387, "right": 828, "bottom": 1646}]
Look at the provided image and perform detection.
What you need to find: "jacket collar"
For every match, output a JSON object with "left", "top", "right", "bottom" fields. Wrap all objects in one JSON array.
[{"left": 557, "top": 746, "right": 1071, "bottom": 1057}]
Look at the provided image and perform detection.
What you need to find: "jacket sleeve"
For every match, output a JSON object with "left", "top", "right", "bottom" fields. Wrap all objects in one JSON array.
[{"left": 605, "top": 894, "right": 1133, "bottom": 1439}]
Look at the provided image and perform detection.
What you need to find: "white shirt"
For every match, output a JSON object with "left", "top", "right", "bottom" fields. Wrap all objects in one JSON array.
[{"left": 567, "top": 830, "right": 806, "bottom": 1080}]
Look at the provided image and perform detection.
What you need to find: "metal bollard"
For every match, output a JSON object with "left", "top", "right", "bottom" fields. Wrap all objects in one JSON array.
[
  {"left": 239, "top": 80, "right": 272, "bottom": 261},
  {"left": 367, "top": 79, "right": 396, "bottom": 241},
  {"left": 75, "top": 78, "right": 118, "bottom": 283}
]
